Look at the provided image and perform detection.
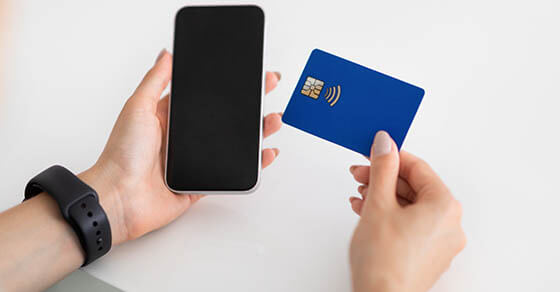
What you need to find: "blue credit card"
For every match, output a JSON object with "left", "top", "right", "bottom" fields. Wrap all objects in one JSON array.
[{"left": 282, "top": 49, "right": 425, "bottom": 156}]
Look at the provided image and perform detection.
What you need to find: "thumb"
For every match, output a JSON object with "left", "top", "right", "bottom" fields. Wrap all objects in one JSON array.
[
  {"left": 362, "top": 131, "right": 400, "bottom": 214},
  {"left": 130, "top": 49, "right": 172, "bottom": 111}
]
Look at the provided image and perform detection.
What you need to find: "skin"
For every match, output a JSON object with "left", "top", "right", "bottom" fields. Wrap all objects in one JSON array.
[
  {"left": 348, "top": 132, "right": 466, "bottom": 292},
  {"left": 0, "top": 50, "right": 283, "bottom": 291},
  {"left": 0, "top": 50, "right": 466, "bottom": 292}
]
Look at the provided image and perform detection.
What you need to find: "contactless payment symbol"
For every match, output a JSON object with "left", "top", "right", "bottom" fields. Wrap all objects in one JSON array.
[
  {"left": 301, "top": 76, "right": 341, "bottom": 107},
  {"left": 323, "top": 85, "right": 341, "bottom": 107}
]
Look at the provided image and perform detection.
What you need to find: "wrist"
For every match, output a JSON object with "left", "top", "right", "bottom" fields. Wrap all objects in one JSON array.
[
  {"left": 2, "top": 193, "right": 86, "bottom": 291},
  {"left": 352, "top": 271, "right": 403, "bottom": 292},
  {"left": 78, "top": 164, "right": 128, "bottom": 246}
]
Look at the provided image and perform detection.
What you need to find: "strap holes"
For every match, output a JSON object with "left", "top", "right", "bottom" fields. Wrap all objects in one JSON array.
[
  {"left": 93, "top": 221, "right": 98, "bottom": 227},
  {"left": 98, "top": 246, "right": 103, "bottom": 251},
  {"left": 96, "top": 230, "right": 101, "bottom": 236},
  {"left": 87, "top": 211, "right": 93, "bottom": 217},
  {"left": 81, "top": 203, "right": 86, "bottom": 209}
]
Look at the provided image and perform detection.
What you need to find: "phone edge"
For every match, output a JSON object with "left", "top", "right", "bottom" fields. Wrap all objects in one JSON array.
[{"left": 164, "top": 5, "right": 267, "bottom": 195}]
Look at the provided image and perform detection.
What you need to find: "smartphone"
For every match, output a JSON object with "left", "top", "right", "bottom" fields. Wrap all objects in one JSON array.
[{"left": 165, "top": 6, "right": 265, "bottom": 194}]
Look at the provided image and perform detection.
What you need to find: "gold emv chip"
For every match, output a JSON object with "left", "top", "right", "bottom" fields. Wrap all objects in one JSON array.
[{"left": 301, "top": 76, "right": 324, "bottom": 99}]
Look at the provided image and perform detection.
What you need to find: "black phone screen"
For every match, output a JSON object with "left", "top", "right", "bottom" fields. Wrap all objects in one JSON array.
[{"left": 166, "top": 6, "right": 265, "bottom": 192}]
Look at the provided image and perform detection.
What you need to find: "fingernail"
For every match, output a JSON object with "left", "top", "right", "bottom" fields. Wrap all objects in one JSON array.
[
  {"left": 358, "top": 185, "right": 365, "bottom": 193},
  {"left": 349, "top": 165, "right": 357, "bottom": 173},
  {"left": 155, "top": 48, "right": 167, "bottom": 64},
  {"left": 277, "top": 112, "right": 283, "bottom": 117},
  {"left": 350, "top": 197, "right": 363, "bottom": 209},
  {"left": 273, "top": 148, "right": 280, "bottom": 157},
  {"left": 273, "top": 71, "right": 282, "bottom": 81},
  {"left": 372, "top": 131, "right": 392, "bottom": 157},
  {"left": 349, "top": 196, "right": 361, "bottom": 203}
]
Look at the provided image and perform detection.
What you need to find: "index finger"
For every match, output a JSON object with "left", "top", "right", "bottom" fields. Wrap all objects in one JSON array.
[{"left": 399, "top": 151, "right": 450, "bottom": 203}]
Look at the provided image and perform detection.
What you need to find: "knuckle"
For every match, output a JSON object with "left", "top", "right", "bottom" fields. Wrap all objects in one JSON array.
[
  {"left": 452, "top": 199, "right": 463, "bottom": 219},
  {"left": 374, "top": 153, "right": 397, "bottom": 167},
  {"left": 372, "top": 156, "right": 398, "bottom": 178},
  {"left": 442, "top": 197, "right": 462, "bottom": 218},
  {"left": 408, "top": 157, "right": 430, "bottom": 175},
  {"left": 408, "top": 158, "right": 424, "bottom": 173},
  {"left": 457, "top": 230, "right": 467, "bottom": 252}
]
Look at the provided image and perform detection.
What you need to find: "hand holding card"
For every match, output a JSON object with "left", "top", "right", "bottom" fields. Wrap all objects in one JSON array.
[{"left": 282, "top": 49, "right": 424, "bottom": 156}]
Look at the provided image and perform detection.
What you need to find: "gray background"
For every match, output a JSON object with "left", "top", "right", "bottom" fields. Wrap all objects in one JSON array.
[
  {"left": 47, "top": 271, "right": 122, "bottom": 292},
  {"left": 1, "top": 0, "right": 560, "bottom": 291}
]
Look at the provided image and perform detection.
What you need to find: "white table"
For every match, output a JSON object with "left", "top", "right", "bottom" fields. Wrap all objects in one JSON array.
[{"left": 2, "top": 1, "right": 560, "bottom": 291}]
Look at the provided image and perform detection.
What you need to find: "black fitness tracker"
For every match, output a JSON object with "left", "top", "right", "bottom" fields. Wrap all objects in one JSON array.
[{"left": 24, "top": 165, "right": 111, "bottom": 266}]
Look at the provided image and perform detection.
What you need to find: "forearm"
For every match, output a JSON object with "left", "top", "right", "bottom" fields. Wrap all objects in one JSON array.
[
  {"left": 0, "top": 193, "right": 84, "bottom": 291},
  {"left": 0, "top": 167, "right": 124, "bottom": 292}
]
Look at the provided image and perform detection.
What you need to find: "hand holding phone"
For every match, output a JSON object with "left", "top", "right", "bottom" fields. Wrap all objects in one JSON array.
[{"left": 76, "top": 47, "right": 281, "bottom": 244}]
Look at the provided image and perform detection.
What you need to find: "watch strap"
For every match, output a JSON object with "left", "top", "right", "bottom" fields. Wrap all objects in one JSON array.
[{"left": 24, "top": 165, "right": 111, "bottom": 266}]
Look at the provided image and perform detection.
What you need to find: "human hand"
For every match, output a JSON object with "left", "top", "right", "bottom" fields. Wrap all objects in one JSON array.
[
  {"left": 348, "top": 131, "right": 466, "bottom": 292},
  {"left": 79, "top": 50, "right": 283, "bottom": 246}
]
